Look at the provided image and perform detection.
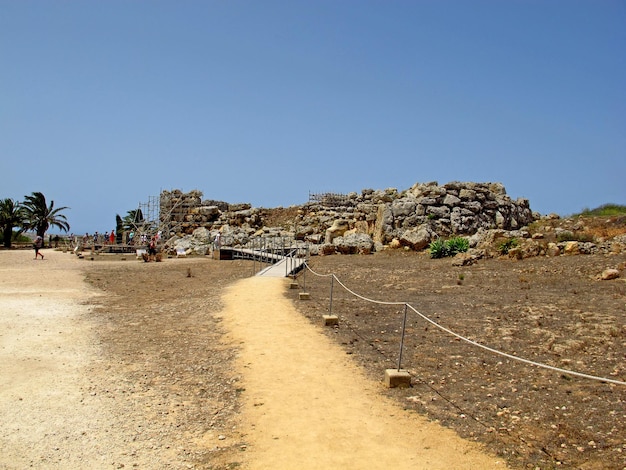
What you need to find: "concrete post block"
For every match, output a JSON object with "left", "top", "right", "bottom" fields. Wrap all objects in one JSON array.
[
  {"left": 384, "top": 369, "right": 411, "bottom": 388},
  {"left": 289, "top": 282, "right": 299, "bottom": 289},
  {"left": 299, "top": 292, "right": 311, "bottom": 300},
  {"left": 322, "top": 315, "right": 339, "bottom": 326}
]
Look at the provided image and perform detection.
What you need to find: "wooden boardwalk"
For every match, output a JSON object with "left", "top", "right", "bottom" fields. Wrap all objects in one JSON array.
[
  {"left": 256, "top": 256, "right": 306, "bottom": 277},
  {"left": 218, "top": 247, "right": 305, "bottom": 277}
]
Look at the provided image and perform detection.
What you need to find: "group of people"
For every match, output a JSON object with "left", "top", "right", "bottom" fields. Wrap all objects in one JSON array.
[
  {"left": 79, "top": 231, "right": 116, "bottom": 246},
  {"left": 72, "top": 230, "right": 163, "bottom": 248},
  {"left": 34, "top": 230, "right": 164, "bottom": 259},
  {"left": 72, "top": 230, "right": 163, "bottom": 249}
]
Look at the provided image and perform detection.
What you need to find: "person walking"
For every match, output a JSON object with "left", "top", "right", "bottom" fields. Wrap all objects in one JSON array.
[
  {"left": 33, "top": 235, "right": 44, "bottom": 260},
  {"left": 109, "top": 230, "right": 115, "bottom": 244}
]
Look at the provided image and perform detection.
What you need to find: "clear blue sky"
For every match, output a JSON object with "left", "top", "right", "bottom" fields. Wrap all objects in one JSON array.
[{"left": 1, "top": 1, "right": 624, "bottom": 235}]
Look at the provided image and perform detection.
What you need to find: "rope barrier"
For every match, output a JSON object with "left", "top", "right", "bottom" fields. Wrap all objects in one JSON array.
[
  {"left": 303, "top": 261, "right": 334, "bottom": 278},
  {"left": 331, "top": 275, "right": 405, "bottom": 306},
  {"left": 404, "top": 304, "right": 626, "bottom": 386},
  {"left": 301, "top": 261, "right": 626, "bottom": 386}
]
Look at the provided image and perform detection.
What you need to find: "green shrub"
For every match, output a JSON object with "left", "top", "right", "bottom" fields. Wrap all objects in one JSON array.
[
  {"left": 446, "top": 236, "right": 469, "bottom": 255},
  {"left": 497, "top": 238, "right": 519, "bottom": 255},
  {"left": 556, "top": 231, "right": 594, "bottom": 243},
  {"left": 429, "top": 237, "right": 469, "bottom": 258},
  {"left": 429, "top": 239, "right": 448, "bottom": 258},
  {"left": 556, "top": 231, "right": 575, "bottom": 242},
  {"left": 577, "top": 203, "right": 626, "bottom": 217}
]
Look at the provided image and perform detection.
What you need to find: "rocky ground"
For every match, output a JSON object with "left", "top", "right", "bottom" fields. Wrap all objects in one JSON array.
[
  {"left": 290, "top": 249, "right": 626, "bottom": 469},
  {"left": 82, "top": 257, "right": 253, "bottom": 469}
]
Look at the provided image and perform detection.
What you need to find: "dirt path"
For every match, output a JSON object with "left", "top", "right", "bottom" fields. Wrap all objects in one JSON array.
[
  {"left": 0, "top": 251, "right": 507, "bottom": 469},
  {"left": 219, "top": 276, "right": 507, "bottom": 469}
]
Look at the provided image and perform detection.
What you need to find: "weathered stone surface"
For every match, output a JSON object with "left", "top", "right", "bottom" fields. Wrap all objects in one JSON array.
[
  {"left": 391, "top": 200, "right": 417, "bottom": 218},
  {"left": 564, "top": 241, "right": 580, "bottom": 254},
  {"left": 451, "top": 250, "right": 482, "bottom": 266},
  {"left": 427, "top": 205, "right": 450, "bottom": 219},
  {"left": 325, "top": 219, "right": 350, "bottom": 244},
  {"left": 459, "top": 188, "right": 477, "bottom": 200},
  {"left": 443, "top": 194, "right": 461, "bottom": 206},
  {"left": 546, "top": 243, "right": 561, "bottom": 257},
  {"left": 319, "top": 243, "right": 336, "bottom": 256},
  {"left": 192, "top": 227, "right": 211, "bottom": 242},
  {"left": 333, "top": 233, "right": 375, "bottom": 255},
  {"left": 601, "top": 268, "right": 620, "bottom": 280},
  {"left": 399, "top": 225, "right": 435, "bottom": 251}
]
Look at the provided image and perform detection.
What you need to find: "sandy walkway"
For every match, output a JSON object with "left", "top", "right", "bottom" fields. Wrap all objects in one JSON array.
[
  {"left": 0, "top": 250, "right": 119, "bottom": 468},
  {"left": 219, "top": 276, "right": 507, "bottom": 469}
]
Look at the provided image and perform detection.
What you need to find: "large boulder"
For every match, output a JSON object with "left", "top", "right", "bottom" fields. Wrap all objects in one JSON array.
[
  {"left": 399, "top": 224, "right": 435, "bottom": 250},
  {"left": 333, "top": 233, "right": 375, "bottom": 255},
  {"left": 325, "top": 220, "right": 350, "bottom": 244},
  {"left": 192, "top": 227, "right": 211, "bottom": 243}
]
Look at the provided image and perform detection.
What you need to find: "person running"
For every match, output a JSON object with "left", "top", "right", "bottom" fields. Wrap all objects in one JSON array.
[{"left": 33, "top": 236, "right": 44, "bottom": 260}]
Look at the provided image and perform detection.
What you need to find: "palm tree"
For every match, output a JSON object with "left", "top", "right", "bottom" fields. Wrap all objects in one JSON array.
[
  {"left": 115, "top": 214, "right": 124, "bottom": 243},
  {"left": 123, "top": 208, "right": 144, "bottom": 231},
  {"left": 22, "top": 192, "right": 70, "bottom": 238},
  {"left": 0, "top": 198, "right": 26, "bottom": 248}
]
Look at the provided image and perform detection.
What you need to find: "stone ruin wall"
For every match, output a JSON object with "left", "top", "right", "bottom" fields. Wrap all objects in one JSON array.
[
  {"left": 159, "top": 182, "right": 537, "bottom": 248},
  {"left": 159, "top": 189, "right": 251, "bottom": 235}
]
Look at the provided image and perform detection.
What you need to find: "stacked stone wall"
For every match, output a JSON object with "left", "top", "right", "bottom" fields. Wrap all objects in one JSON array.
[
  {"left": 296, "top": 181, "right": 536, "bottom": 247},
  {"left": 159, "top": 182, "right": 538, "bottom": 251}
]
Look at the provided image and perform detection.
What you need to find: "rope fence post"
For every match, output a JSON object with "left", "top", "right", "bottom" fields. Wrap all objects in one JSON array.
[
  {"left": 384, "top": 303, "right": 412, "bottom": 388},
  {"left": 397, "top": 303, "right": 408, "bottom": 371},
  {"left": 322, "top": 274, "right": 339, "bottom": 326},
  {"left": 252, "top": 237, "right": 256, "bottom": 275},
  {"left": 329, "top": 275, "right": 334, "bottom": 316},
  {"left": 297, "top": 246, "right": 311, "bottom": 300}
]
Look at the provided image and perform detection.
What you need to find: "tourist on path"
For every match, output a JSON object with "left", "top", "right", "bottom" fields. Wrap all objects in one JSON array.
[{"left": 33, "top": 236, "right": 44, "bottom": 260}]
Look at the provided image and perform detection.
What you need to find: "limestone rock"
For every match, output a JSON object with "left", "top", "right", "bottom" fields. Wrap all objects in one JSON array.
[
  {"left": 399, "top": 225, "right": 435, "bottom": 251},
  {"left": 601, "top": 269, "right": 620, "bottom": 280},
  {"left": 546, "top": 243, "right": 561, "bottom": 257},
  {"left": 563, "top": 241, "right": 580, "bottom": 254},
  {"left": 325, "top": 220, "right": 351, "bottom": 244},
  {"left": 319, "top": 243, "right": 336, "bottom": 256},
  {"left": 333, "top": 233, "right": 375, "bottom": 255},
  {"left": 192, "top": 227, "right": 211, "bottom": 242}
]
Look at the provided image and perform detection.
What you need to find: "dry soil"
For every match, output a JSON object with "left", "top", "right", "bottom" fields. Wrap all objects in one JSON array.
[{"left": 1, "top": 249, "right": 510, "bottom": 469}]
